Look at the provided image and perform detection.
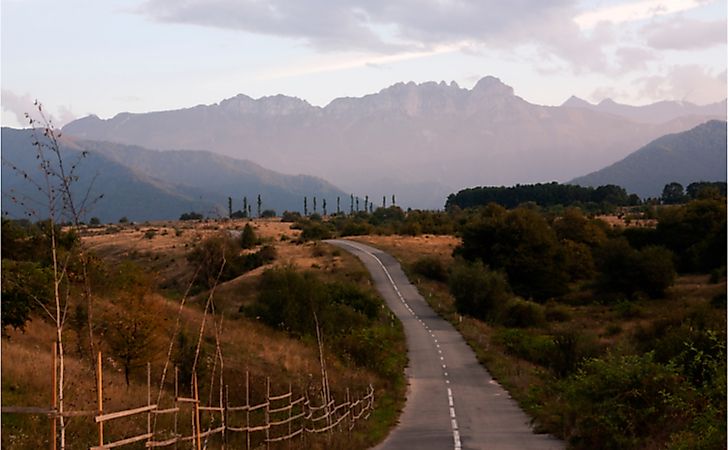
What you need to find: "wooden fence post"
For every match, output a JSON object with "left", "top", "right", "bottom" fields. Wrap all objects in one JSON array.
[
  {"left": 265, "top": 377, "right": 270, "bottom": 450},
  {"left": 224, "top": 384, "right": 229, "bottom": 449},
  {"left": 97, "top": 351, "right": 104, "bottom": 448},
  {"left": 287, "top": 382, "right": 292, "bottom": 450},
  {"left": 147, "top": 363, "right": 152, "bottom": 446},
  {"left": 174, "top": 367, "right": 178, "bottom": 450},
  {"left": 246, "top": 371, "right": 250, "bottom": 450},
  {"left": 50, "top": 342, "right": 57, "bottom": 450},
  {"left": 194, "top": 373, "right": 202, "bottom": 450},
  {"left": 347, "top": 388, "right": 352, "bottom": 435}
]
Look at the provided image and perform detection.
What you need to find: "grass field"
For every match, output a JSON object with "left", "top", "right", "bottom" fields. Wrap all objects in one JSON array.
[{"left": 2, "top": 218, "right": 406, "bottom": 449}]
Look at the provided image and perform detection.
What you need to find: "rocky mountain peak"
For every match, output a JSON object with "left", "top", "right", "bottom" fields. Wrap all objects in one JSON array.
[
  {"left": 471, "top": 76, "right": 514, "bottom": 97},
  {"left": 562, "top": 95, "right": 592, "bottom": 108}
]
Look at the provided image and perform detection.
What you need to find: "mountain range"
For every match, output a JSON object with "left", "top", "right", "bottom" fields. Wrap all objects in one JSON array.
[
  {"left": 569, "top": 120, "right": 727, "bottom": 198},
  {"left": 1, "top": 128, "right": 344, "bottom": 223},
  {"left": 62, "top": 76, "right": 725, "bottom": 209},
  {"left": 561, "top": 96, "right": 726, "bottom": 124}
]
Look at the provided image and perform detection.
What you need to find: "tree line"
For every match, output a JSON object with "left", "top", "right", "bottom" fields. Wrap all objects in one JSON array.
[
  {"left": 445, "top": 182, "right": 640, "bottom": 211},
  {"left": 446, "top": 181, "right": 727, "bottom": 212}
]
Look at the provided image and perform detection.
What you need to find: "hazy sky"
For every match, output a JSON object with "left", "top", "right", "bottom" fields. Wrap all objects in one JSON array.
[{"left": 2, "top": 0, "right": 726, "bottom": 128}]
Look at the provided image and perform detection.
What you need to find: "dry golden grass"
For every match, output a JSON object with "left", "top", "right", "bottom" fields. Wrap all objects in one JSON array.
[
  {"left": 3, "top": 219, "right": 390, "bottom": 449},
  {"left": 352, "top": 234, "right": 460, "bottom": 265}
]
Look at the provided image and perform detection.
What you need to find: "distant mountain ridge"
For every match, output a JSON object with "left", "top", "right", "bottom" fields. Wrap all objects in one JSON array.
[
  {"left": 62, "top": 76, "right": 726, "bottom": 208},
  {"left": 569, "top": 120, "right": 727, "bottom": 198},
  {"left": 1, "top": 128, "right": 344, "bottom": 222},
  {"left": 562, "top": 96, "right": 727, "bottom": 124}
]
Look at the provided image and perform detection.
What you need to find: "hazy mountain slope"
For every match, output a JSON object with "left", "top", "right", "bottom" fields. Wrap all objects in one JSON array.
[
  {"left": 562, "top": 96, "right": 726, "bottom": 124},
  {"left": 2, "top": 128, "right": 345, "bottom": 222},
  {"left": 1, "top": 128, "right": 210, "bottom": 222},
  {"left": 569, "top": 121, "right": 727, "bottom": 198},
  {"left": 63, "top": 77, "right": 725, "bottom": 209},
  {"left": 79, "top": 139, "right": 345, "bottom": 211}
]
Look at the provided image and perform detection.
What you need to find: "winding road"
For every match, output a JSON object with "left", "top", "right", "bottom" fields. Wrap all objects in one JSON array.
[{"left": 327, "top": 240, "right": 563, "bottom": 450}]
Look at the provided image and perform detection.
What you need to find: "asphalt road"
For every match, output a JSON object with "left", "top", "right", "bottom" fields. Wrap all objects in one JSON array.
[{"left": 327, "top": 239, "right": 563, "bottom": 450}]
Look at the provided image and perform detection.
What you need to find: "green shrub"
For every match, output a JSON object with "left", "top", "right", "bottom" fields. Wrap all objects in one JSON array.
[
  {"left": 546, "top": 330, "right": 598, "bottom": 378},
  {"left": 411, "top": 256, "right": 448, "bottom": 282},
  {"left": 280, "top": 211, "right": 302, "bottom": 222},
  {"left": 709, "top": 293, "right": 726, "bottom": 308},
  {"left": 300, "top": 221, "right": 333, "bottom": 241},
  {"left": 240, "top": 223, "right": 257, "bottom": 249},
  {"left": 560, "top": 352, "right": 696, "bottom": 449},
  {"left": 449, "top": 260, "right": 511, "bottom": 320},
  {"left": 596, "top": 239, "right": 676, "bottom": 299},
  {"left": 544, "top": 302, "right": 571, "bottom": 322},
  {"left": 179, "top": 211, "right": 203, "bottom": 220},
  {"left": 244, "top": 267, "right": 397, "bottom": 379},
  {"left": 339, "top": 220, "right": 373, "bottom": 236},
  {"left": 493, "top": 328, "right": 554, "bottom": 366},
  {"left": 1, "top": 260, "right": 53, "bottom": 332},
  {"left": 499, "top": 298, "right": 545, "bottom": 328},
  {"left": 187, "top": 234, "right": 275, "bottom": 288}
]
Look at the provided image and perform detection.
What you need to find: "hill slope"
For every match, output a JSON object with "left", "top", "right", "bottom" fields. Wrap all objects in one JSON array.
[
  {"left": 569, "top": 121, "right": 727, "bottom": 198},
  {"left": 1, "top": 128, "right": 345, "bottom": 222},
  {"left": 63, "top": 77, "right": 724, "bottom": 209}
]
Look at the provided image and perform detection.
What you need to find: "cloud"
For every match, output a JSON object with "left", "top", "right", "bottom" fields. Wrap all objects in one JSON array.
[
  {"left": 574, "top": 0, "right": 709, "bottom": 28},
  {"left": 1, "top": 90, "right": 77, "bottom": 128},
  {"left": 1, "top": 90, "right": 35, "bottom": 127},
  {"left": 138, "top": 0, "right": 721, "bottom": 79},
  {"left": 257, "top": 41, "right": 469, "bottom": 80},
  {"left": 615, "top": 46, "right": 658, "bottom": 71},
  {"left": 636, "top": 65, "right": 727, "bottom": 103},
  {"left": 643, "top": 17, "right": 726, "bottom": 50},
  {"left": 139, "top": 0, "right": 409, "bottom": 53},
  {"left": 140, "top": 1, "right": 619, "bottom": 72},
  {"left": 138, "top": 1, "right": 585, "bottom": 53}
]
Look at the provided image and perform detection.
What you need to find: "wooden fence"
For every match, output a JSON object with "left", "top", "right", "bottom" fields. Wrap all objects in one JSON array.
[{"left": 3, "top": 349, "right": 375, "bottom": 450}]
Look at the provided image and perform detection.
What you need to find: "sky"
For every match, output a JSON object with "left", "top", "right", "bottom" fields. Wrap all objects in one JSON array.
[{"left": 1, "top": 0, "right": 726, "bottom": 128}]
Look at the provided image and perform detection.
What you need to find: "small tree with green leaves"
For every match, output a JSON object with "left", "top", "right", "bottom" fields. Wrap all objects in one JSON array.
[
  {"left": 304, "top": 197, "right": 308, "bottom": 216},
  {"left": 241, "top": 223, "right": 257, "bottom": 249},
  {"left": 105, "top": 291, "right": 160, "bottom": 386}
]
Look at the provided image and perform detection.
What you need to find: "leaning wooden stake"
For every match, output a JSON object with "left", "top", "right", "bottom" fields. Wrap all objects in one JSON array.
[
  {"left": 97, "top": 351, "right": 104, "bottom": 448},
  {"left": 51, "top": 342, "right": 57, "bottom": 450}
]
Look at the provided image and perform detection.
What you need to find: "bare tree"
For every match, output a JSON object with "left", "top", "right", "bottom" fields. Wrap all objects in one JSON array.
[{"left": 4, "top": 101, "right": 101, "bottom": 449}]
